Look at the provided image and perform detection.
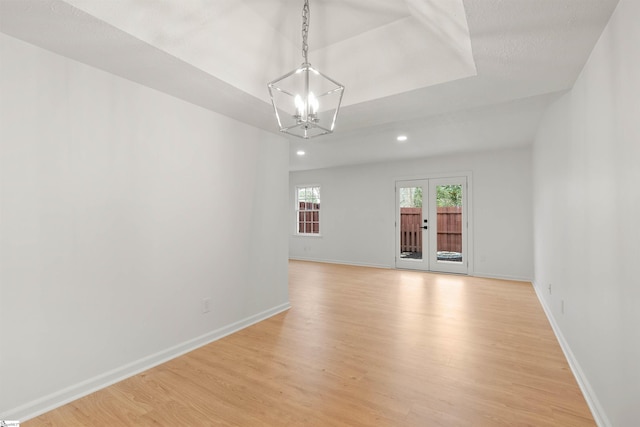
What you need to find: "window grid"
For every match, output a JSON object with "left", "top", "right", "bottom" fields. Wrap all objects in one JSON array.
[{"left": 296, "top": 186, "right": 320, "bottom": 235}]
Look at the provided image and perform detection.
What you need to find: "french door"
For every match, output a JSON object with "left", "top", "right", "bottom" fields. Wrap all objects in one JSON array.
[{"left": 395, "top": 177, "right": 468, "bottom": 274}]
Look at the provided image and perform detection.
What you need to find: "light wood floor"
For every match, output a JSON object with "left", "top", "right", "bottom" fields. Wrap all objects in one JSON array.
[{"left": 25, "top": 261, "right": 595, "bottom": 426}]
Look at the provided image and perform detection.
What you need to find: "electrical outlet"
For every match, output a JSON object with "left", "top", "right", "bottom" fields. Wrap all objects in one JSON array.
[{"left": 202, "top": 298, "right": 211, "bottom": 314}]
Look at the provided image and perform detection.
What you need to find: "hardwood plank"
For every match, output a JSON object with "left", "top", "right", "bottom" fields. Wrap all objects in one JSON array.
[{"left": 24, "top": 261, "right": 595, "bottom": 426}]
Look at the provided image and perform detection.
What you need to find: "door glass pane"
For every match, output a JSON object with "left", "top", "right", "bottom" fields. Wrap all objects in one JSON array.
[
  {"left": 399, "top": 187, "right": 423, "bottom": 260},
  {"left": 436, "top": 184, "right": 463, "bottom": 263}
]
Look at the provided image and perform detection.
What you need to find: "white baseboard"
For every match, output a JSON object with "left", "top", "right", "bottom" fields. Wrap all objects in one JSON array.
[
  {"left": 289, "top": 256, "right": 391, "bottom": 270},
  {"left": 7, "top": 302, "right": 291, "bottom": 422},
  {"left": 472, "top": 272, "right": 533, "bottom": 282},
  {"left": 531, "top": 282, "right": 610, "bottom": 427}
]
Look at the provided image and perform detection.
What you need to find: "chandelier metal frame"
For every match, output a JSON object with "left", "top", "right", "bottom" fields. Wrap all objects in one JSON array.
[{"left": 267, "top": 0, "right": 345, "bottom": 139}]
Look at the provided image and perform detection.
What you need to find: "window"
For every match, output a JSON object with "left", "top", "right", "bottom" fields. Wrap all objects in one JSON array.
[{"left": 296, "top": 186, "right": 320, "bottom": 235}]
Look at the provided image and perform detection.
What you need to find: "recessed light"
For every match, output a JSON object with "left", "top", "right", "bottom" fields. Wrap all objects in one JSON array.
[
  {"left": 397, "top": 135, "right": 408, "bottom": 142},
  {"left": 296, "top": 150, "right": 306, "bottom": 156}
]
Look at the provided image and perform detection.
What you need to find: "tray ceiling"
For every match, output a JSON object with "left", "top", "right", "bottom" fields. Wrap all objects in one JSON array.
[{"left": 0, "top": 0, "right": 620, "bottom": 170}]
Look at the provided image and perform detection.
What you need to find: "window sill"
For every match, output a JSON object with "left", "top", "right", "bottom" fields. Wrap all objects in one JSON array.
[{"left": 292, "top": 233, "right": 323, "bottom": 238}]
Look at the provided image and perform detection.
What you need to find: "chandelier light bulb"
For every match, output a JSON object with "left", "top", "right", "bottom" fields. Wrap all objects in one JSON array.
[
  {"left": 295, "top": 94, "right": 305, "bottom": 118},
  {"left": 309, "top": 92, "right": 319, "bottom": 114}
]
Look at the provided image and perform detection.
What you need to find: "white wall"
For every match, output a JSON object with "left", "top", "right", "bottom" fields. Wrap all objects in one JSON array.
[
  {"left": 0, "top": 33, "right": 289, "bottom": 420},
  {"left": 532, "top": 0, "right": 640, "bottom": 425},
  {"left": 290, "top": 147, "right": 533, "bottom": 281}
]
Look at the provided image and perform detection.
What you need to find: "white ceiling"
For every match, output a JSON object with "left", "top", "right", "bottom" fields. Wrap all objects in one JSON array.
[{"left": 0, "top": 0, "right": 620, "bottom": 171}]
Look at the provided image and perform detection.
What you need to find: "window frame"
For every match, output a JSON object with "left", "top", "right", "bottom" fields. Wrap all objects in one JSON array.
[{"left": 295, "top": 185, "right": 321, "bottom": 236}]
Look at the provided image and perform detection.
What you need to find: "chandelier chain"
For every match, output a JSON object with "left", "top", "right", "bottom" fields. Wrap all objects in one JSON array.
[{"left": 302, "top": 0, "right": 310, "bottom": 63}]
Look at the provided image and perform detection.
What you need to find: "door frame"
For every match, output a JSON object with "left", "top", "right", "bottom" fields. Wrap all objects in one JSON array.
[
  {"left": 393, "top": 171, "right": 473, "bottom": 275},
  {"left": 427, "top": 177, "right": 468, "bottom": 274},
  {"left": 395, "top": 179, "right": 430, "bottom": 270}
]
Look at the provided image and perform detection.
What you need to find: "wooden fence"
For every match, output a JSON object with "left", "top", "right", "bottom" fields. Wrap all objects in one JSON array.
[
  {"left": 298, "top": 202, "right": 320, "bottom": 233},
  {"left": 436, "top": 206, "right": 462, "bottom": 253},
  {"left": 400, "top": 208, "right": 423, "bottom": 252},
  {"left": 400, "top": 207, "right": 462, "bottom": 253}
]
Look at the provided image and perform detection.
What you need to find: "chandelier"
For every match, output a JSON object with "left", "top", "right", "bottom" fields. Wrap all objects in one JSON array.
[{"left": 267, "top": 0, "right": 344, "bottom": 139}]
